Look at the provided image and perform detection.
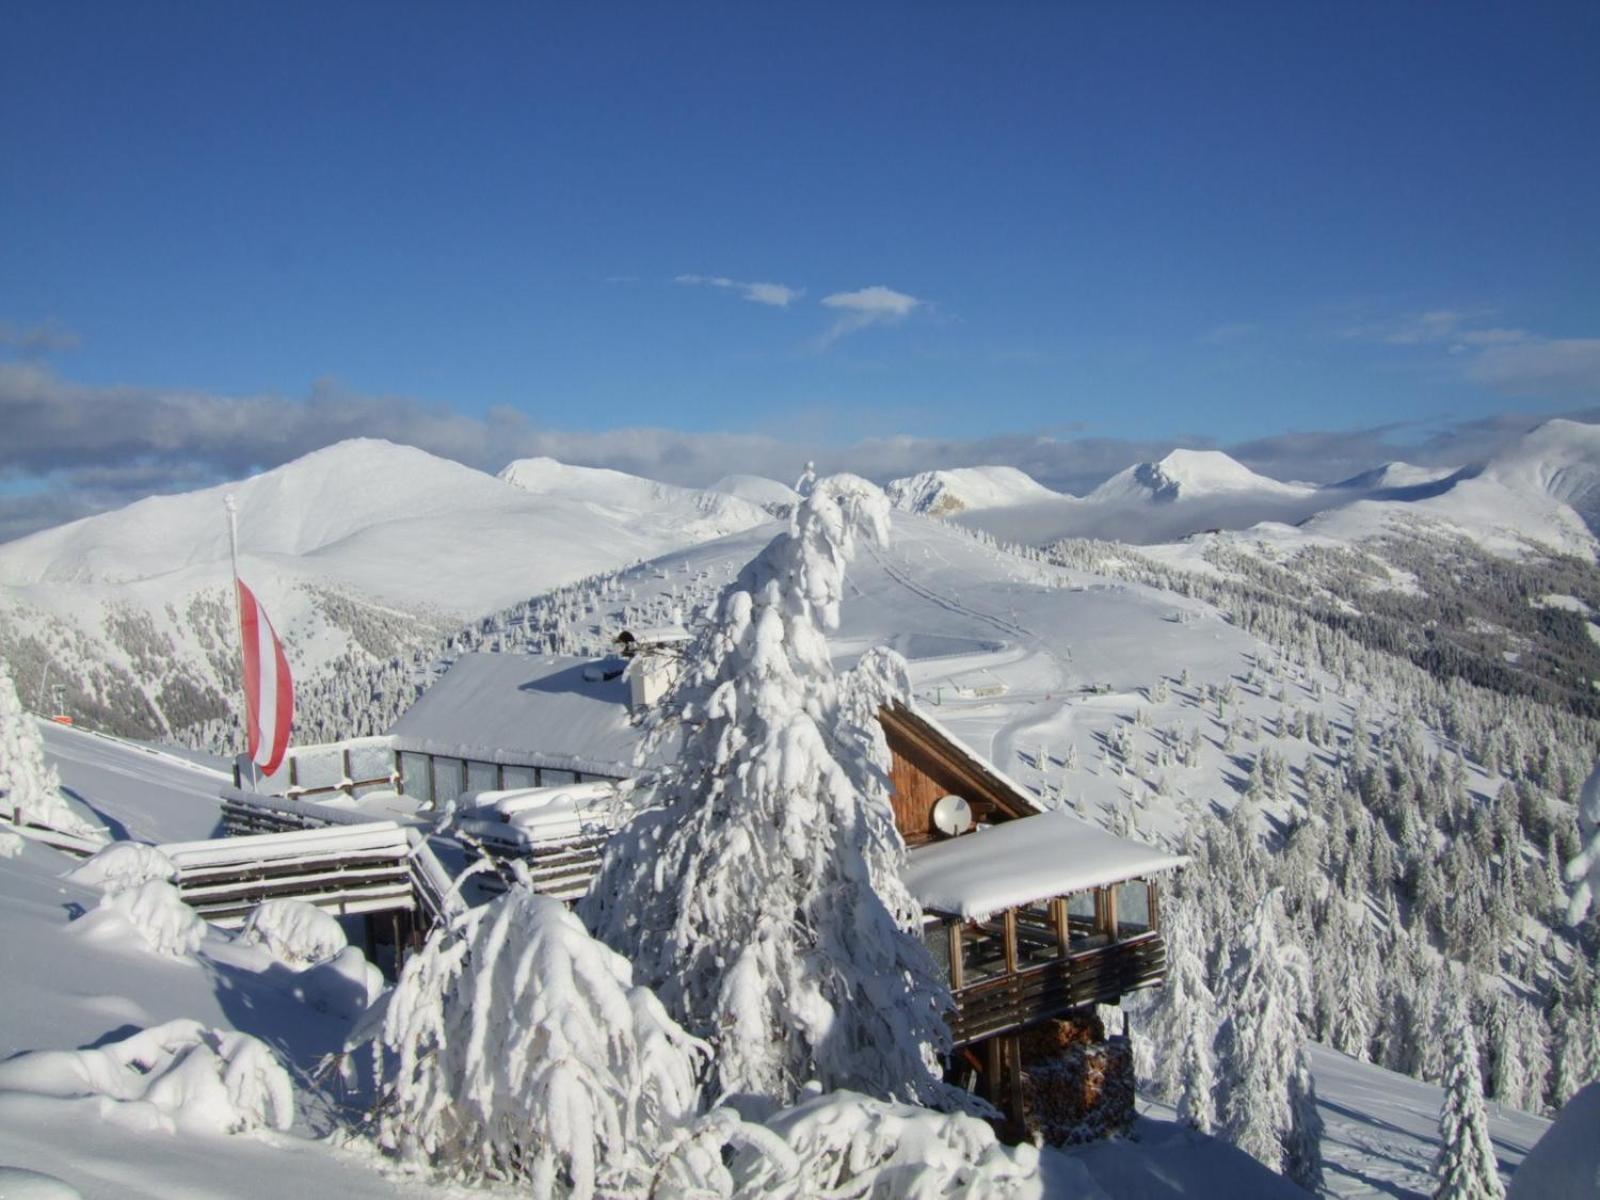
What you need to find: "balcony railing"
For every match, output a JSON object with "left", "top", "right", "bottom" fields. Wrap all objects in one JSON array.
[{"left": 948, "top": 931, "right": 1167, "bottom": 1045}]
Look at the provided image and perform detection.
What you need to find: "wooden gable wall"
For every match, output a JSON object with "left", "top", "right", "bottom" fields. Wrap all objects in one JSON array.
[{"left": 878, "top": 703, "right": 1038, "bottom": 845}]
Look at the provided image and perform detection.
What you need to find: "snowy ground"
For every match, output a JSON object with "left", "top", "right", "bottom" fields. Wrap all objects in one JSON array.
[{"left": 0, "top": 658, "right": 1557, "bottom": 1197}]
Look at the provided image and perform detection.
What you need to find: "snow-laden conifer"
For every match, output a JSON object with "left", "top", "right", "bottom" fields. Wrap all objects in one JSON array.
[
  {"left": 1142, "top": 891, "right": 1217, "bottom": 1132},
  {"left": 375, "top": 885, "right": 706, "bottom": 1198},
  {"left": 582, "top": 475, "right": 956, "bottom": 1108},
  {"left": 0, "top": 658, "right": 103, "bottom": 842},
  {"left": 1215, "top": 888, "right": 1321, "bottom": 1183},
  {"left": 1564, "top": 760, "right": 1600, "bottom": 925},
  {"left": 1433, "top": 994, "right": 1506, "bottom": 1200}
]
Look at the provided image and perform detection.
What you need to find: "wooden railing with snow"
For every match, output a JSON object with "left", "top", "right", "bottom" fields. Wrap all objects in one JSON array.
[
  {"left": 158, "top": 822, "right": 461, "bottom": 929},
  {"left": 947, "top": 932, "right": 1167, "bottom": 1046}
]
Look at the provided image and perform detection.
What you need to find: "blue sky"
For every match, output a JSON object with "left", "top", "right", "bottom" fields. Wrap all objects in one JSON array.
[{"left": 2, "top": 2, "right": 1598, "bottom": 534}]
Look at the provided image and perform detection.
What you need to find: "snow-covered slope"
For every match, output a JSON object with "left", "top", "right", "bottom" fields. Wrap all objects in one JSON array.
[
  {"left": 1480, "top": 418, "right": 1600, "bottom": 534},
  {"left": 886, "top": 466, "right": 1066, "bottom": 516},
  {"left": 498, "top": 456, "right": 770, "bottom": 540},
  {"left": 709, "top": 473, "right": 801, "bottom": 511},
  {"left": 0, "top": 440, "right": 777, "bottom": 740}
]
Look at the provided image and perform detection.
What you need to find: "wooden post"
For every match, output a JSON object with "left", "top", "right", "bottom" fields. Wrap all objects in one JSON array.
[
  {"left": 496, "top": 763, "right": 505, "bottom": 790},
  {"left": 948, "top": 921, "right": 965, "bottom": 990},
  {"left": 1006, "top": 1034, "right": 1026, "bottom": 1133},
  {"left": 985, "top": 1037, "right": 1003, "bottom": 1107},
  {"left": 1003, "top": 908, "right": 1019, "bottom": 974},
  {"left": 341, "top": 747, "right": 353, "bottom": 797},
  {"left": 1147, "top": 880, "right": 1161, "bottom": 933},
  {"left": 288, "top": 756, "right": 299, "bottom": 794},
  {"left": 1052, "top": 896, "right": 1070, "bottom": 957},
  {"left": 427, "top": 755, "right": 437, "bottom": 808}
]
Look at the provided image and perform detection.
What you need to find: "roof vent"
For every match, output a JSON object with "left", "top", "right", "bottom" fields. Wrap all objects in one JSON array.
[{"left": 931, "top": 794, "right": 974, "bottom": 838}]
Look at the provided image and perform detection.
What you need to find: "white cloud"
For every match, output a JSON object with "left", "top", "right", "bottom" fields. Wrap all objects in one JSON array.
[
  {"left": 0, "top": 318, "right": 81, "bottom": 357},
  {"left": 674, "top": 274, "right": 801, "bottom": 307},
  {"left": 1468, "top": 338, "right": 1600, "bottom": 397},
  {"left": 816, "top": 285, "right": 923, "bottom": 347}
]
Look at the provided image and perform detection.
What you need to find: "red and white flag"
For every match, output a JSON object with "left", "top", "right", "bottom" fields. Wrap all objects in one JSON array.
[{"left": 236, "top": 579, "right": 294, "bottom": 775}]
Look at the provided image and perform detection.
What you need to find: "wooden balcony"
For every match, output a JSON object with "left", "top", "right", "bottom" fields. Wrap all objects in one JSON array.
[
  {"left": 948, "top": 931, "right": 1167, "bottom": 1046},
  {"left": 922, "top": 878, "right": 1170, "bottom": 1047}
]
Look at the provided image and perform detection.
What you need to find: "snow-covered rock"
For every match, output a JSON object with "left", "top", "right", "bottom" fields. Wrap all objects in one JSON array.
[
  {"left": 74, "top": 879, "right": 205, "bottom": 958},
  {"left": 67, "top": 842, "right": 177, "bottom": 893},
  {"left": 238, "top": 899, "right": 347, "bottom": 969},
  {"left": 0, "top": 1018, "right": 293, "bottom": 1136}
]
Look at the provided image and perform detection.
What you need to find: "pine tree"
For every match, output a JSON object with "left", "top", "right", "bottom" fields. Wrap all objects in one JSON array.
[
  {"left": 582, "top": 476, "right": 956, "bottom": 1108},
  {"left": 1216, "top": 889, "right": 1321, "bottom": 1182},
  {"left": 0, "top": 658, "right": 103, "bottom": 842},
  {"left": 1563, "top": 760, "right": 1600, "bottom": 925},
  {"left": 1433, "top": 995, "right": 1505, "bottom": 1200},
  {"left": 1143, "top": 892, "right": 1217, "bottom": 1132}
]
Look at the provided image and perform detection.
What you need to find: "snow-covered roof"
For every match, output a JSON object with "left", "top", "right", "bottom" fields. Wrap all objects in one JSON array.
[
  {"left": 388, "top": 653, "right": 642, "bottom": 778},
  {"left": 903, "top": 809, "right": 1189, "bottom": 920},
  {"left": 618, "top": 623, "right": 691, "bottom": 645}
]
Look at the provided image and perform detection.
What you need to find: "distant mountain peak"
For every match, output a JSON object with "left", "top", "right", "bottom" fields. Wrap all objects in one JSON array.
[
  {"left": 885, "top": 466, "right": 1062, "bottom": 516},
  {"left": 1090, "top": 449, "right": 1309, "bottom": 505}
]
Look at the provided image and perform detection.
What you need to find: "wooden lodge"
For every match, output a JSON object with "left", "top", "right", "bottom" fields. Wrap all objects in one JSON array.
[
  {"left": 216, "top": 651, "right": 1187, "bottom": 1138},
  {"left": 882, "top": 701, "right": 1187, "bottom": 1135}
]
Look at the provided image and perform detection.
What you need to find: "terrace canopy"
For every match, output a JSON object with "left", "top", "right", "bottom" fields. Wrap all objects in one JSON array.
[{"left": 903, "top": 809, "right": 1189, "bottom": 921}]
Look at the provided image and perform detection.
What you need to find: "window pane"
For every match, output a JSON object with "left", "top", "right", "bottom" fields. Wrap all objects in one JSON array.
[
  {"left": 502, "top": 765, "right": 536, "bottom": 791},
  {"left": 1117, "top": 881, "right": 1151, "bottom": 938},
  {"left": 348, "top": 743, "right": 394, "bottom": 783},
  {"left": 960, "top": 922, "right": 1008, "bottom": 983},
  {"left": 399, "top": 752, "right": 431, "bottom": 804},
  {"left": 542, "top": 769, "right": 577, "bottom": 787},
  {"left": 466, "top": 760, "right": 498, "bottom": 795},
  {"left": 922, "top": 921, "right": 952, "bottom": 985},
  {"left": 432, "top": 758, "right": 466, "bottom": 807}
]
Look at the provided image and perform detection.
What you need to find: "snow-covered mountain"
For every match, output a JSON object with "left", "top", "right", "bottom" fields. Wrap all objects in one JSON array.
[
  {"left": 1086, "top": 449, "right": 1313, "bottom": 505},
  {"left": 886, "top": 466, "right": 1066, "bottom": 516},
  {"left": 907, "top": 425, "right": 1600, "bottom": 555},
  {"left": 498, "top": 457, "right": 769, "bottom": 539},
  {"left": 0, "top": 440, "right": 775, "bottom": 739},
  {"left": 707, "top": 473, "right": 800, "bottom": 512}
]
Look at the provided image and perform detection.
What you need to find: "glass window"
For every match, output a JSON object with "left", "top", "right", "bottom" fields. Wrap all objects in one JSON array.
[
  {"left": 293, "top": 747, "right": 345, "bottom": 791},
  {"left": 466, "top": 760, "right": 499, "bottom": 795},
  {"left": 922, "top": 920, "right": 952, "bottom": 986},
  {"left": 432, "top": 758, "right": 466, "bottom": 807},
  {"left": 1066, "top": 892, "right": 1102, "bottom": 947},
  {"left": 959, "top": 921, "right": 1008, "bottom": 983},
  {"left": 1116, "top": 881, "right": 1152, "bottom": 939},
  {"left": 542, "top": 769, "right": 577, "bottom": 787},
  {"left": 348, "top": 743, "right": 395, "bottom": 784},
  {"left": 501, "top": 765, "right": 536, "bottom": 791},
  {"left": 399, "top": 752, "right": 431, "bottom": 804}
]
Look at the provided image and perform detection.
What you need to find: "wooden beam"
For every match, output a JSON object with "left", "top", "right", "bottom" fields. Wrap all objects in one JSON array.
[{"left": 1003, "top": 909, "right": 1019, "bottom": 975}]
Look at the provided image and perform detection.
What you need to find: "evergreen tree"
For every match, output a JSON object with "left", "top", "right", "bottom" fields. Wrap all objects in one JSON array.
[
  {"left": 1433, "top": 995, "right": 1505, "bottom": 1200},
  {"left": 1564, "top": 760, "right": 1600, "bottom": 925},
  {"left": 0, "top": 658, "right": 103, "bottom": 842},
  {"left": 1143, "top": 892, "right": 1217, "bottom": 1131},
  {"left": 582, "top": 477, "right": 956, "bottom": 1108},
  {"left": 1216, "top": 889, "right": 1321, "bottom": 1182}
]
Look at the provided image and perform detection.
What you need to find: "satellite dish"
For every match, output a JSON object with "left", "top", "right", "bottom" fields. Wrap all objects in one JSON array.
[{"left": 931, "top": 794, "right": 974, "bottom": 837}]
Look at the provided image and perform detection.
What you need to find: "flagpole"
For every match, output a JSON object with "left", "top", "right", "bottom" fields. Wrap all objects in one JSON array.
[{"left": 223, "top": 494, "right": 256, "bottom": 789}]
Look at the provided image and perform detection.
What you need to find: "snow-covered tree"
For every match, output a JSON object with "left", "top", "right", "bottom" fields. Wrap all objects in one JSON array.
[
  {"left": 1433, "top": 995, "right": 1506, "bottom": 1200},
  {"left": 375, "top": 885, "right": 705, "bottom": 1198},
  {"left": 1563, "top": 760, "right": 1600, "bottom": 925},
  {"left": 1142, "top": 891, "right": 1217, "bottom": 1133},
  {"left": 1215, "top": 889, "right": 1321, "bottom": 1184},
  {"left": 0, "top": 657, "right": 103, "bottom": 842},
  {"left": 582, "top": 476, "right": 957, "bottom": 1109}
]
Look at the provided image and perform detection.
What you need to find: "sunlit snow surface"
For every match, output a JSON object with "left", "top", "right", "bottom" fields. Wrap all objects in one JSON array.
[{"left": 0, "top": 501, "right": 1569, "bottom": 1197}]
